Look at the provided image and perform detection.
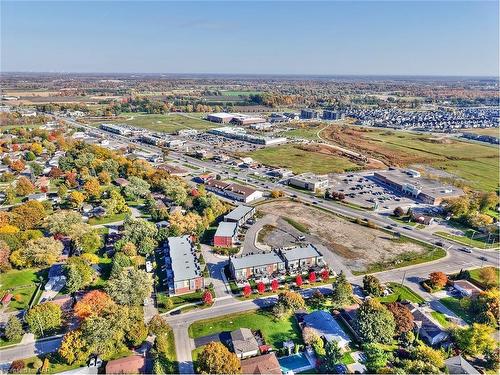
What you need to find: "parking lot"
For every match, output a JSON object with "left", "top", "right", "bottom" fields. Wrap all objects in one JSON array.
[
  {"left": 189, "top": 133, "right": 262, "bottom": 153},
  {"left": 329, "top": 172, "right": 416, "bottom": 211}
]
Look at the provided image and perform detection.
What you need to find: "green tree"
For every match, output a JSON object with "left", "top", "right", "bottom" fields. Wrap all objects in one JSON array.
[
  {"left": 331, "top": 271, "right": 353, "bottom": 308},
  {"left": 320, "top": 341, "right": 342, "bottom": 373},
  {"left": 124, "top": 176, "right": 150, "bottom": 200},
  {"left": 45, "top": 210, "right": 83, "bottom": 236},
  {"left": 65, "top": 257, "right": 96, "bottom": 293},
  {"left": 363, "top": 275, "right": 383, "bottom": 296},
  {"left": 452, "top": 323, "right": 496, "bottom": 356},
  {"left": 58, "top": 329, "right": 90, "bottom": 365},
  {"left": 105, "top": 268, "right": 152, "bottom": 305},
  {"left": 5, "top": 316, "right": 24, "bottom": 342},
  {"left": 363, "top": 344, "right": 389, "bottom": 373},
  {"left": 355, "top": 299, "right": 396, "bottom": 344},
  {"left": 29, "top": 162, "right": 44, "bottom": 176},
  {"left": 25, "top": 302, "right": 62, "bottom": 336},
  {"left": 104, "top": 190, "right": 130, "bottom": 215},
  {"left": 196, "top": 342, "right": 241, "bottom": 374}
]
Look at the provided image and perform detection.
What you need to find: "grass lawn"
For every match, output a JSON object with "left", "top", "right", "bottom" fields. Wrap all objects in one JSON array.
[
  {"left": 88, "top": 212, "right": 128, "bottom": 225},
  {"left": 246, "top": 144, "right": 360, "bottom": 174},
  {"left": 91, "top": 256, "right": 113, "bottom": 288},
  {"left": 283, "top": 217, "right": 310, "bottom": 234},
  {"left": 439, "top": 296, "right": 473, "bottom": 323},
  {"left": 188, "top": 309, "right": 302, "bottom": 349},
  {"left": 282, "top": 127, "right": 322, "bottom": 141},
  {"left": 21, "top": 353, "right": 84, "bottom": 374},
  {"left": 431, "top": 311, "right": 452, "bottom": 328},
  {"left": 468, "top": 266, "right": 500, "bottom": 287},
  {"left": 157, "top": 291, "right": 203, "bottom": 313},
  {"left": 434, "top": 231, "right": 498, "bottom": 249},
  {"left": 103, "top": 113, "right": 217, "bottom": 133},
  {"left": 355, "top": 244, "right": 446, "bottom": 275},
  {"left": 379, "top": 282, "right": 425, "bottom": 304},
  {"left": 341, "top": 352, "right": 355, "bottom": 365},
  {"left": 0, "top": 336, "right": 22, "bottom": 348},
  {"left": 0, "top": 268, "right": 46, "bottom": 311}
]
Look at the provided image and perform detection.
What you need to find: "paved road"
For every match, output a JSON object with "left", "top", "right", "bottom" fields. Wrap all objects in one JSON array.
[{"left": 0, "top": 336, "right": 63, "bottom": 364}]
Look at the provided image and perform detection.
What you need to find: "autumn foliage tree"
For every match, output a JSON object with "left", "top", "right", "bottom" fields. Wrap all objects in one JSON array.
[
  {"left": 321, "top": 268, "right": 330, "bottom": 281},
  {"left": 74, "top": 290, "right": 116, "bottom": 320},
  {"left": 429, "top": 272, "right": 448, "bottom": 289},
  {"left": 309, "top": 271, "right": 317, "bottom": 283},
  {"left": 386, "top": 302, "right": 414, "bottom": 335},
  {"left": 15, "top": 177, "right": 35, "bottom": 196},
  {"left": 242, "top": 284, "right": 252, "bottom": 297},
  {"left": 257, "top": 282, "right": 266, "bottom": 294},
  {"left": 296, "top": 275, "right": 303, "bottom": 287},
  {"left": 202, "top": 290, "right": 213, "bottom": 305},
  {"left": 270, "top": 279, "right": 279, "bottom": 292},
  {"left": 196, "top": 342, "right": 241, "bottom": 374}
]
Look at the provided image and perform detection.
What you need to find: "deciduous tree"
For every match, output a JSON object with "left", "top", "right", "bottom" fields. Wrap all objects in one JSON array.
[
  {"left": 59, "top": 329, "right": 89, "bottom": 365},
  {"left": 363, "top": 275, "right": 383, "bottom": 296},
  {"left": 242, "top": 284, "right": 252, "bottom": 297},
  {"left": 74, "top": 290, "right": 116, "bottom": 320},
  {"left": 386, "top": 302, "right": 414, "bottom": 335},
  {"left": 355, "top": 299, "right": 396, "bottom": 344},
  {"left": 105, "top": 268, "right": 152, "bottom": 306},
  {"left": 429, "top": 271, "right": 448, "bottom": 289},
  {"left": 331, "top": 271, "right": 353, "bottom": 308},
  {"left": 202, "top": 290, "right": 213, "bottom": 305},
  {"left": 15, "top": 177, "right": 35, "bottom": 196},
  {"left": 5, "top": 316, "right": 24, "bottom": 341},
  {"left": 11, "top": 200, "right": 47, "bottom": 230},
  {"left": 257, "top": 281, "right": 265, "bottom": 294},
  {"left": 25, "top": 302, "right": 62, "bottom": 336},
  {"left": 196, "top": 342, "right": 241, "bottom": 374}
]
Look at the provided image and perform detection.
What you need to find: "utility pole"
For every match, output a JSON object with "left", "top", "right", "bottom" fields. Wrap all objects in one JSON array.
[{"left": 400, "top": 270, "right": 407, "bottom": 287}]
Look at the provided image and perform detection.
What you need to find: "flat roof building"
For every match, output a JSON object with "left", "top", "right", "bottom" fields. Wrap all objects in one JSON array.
[
  {"left": 279, "top": 244, "right": 324, "bottom": 272},
  {"left": 230, "top": 251, "right": 286, "bottom": 281},
  {"left": 224, "top": 205, "right": 255, "bottom": 226},
  {"left": 214, "top": 222, "right": 238, "bottom": 248},
  {"left": 373, "top": 169, "right": 465, "bottom": 205},
  {"left": 289, "top": 172, "right": 329, "bottom": 191},
  {"left": 301, "top": 109, "right": 319, "bottom": 120},
  {"left": 166, "top": 236, "right": 204, "bottom": 295},
  {"left": 206, "top": 113, "right": 234, "bottom": 123}
]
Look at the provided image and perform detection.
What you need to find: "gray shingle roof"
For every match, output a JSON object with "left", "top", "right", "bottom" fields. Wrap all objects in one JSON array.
[
  {"left": 230, "top": 252, "right": 284, "bottom": 270},
  {"left": 224, "top": 205, "right": 254, "bottom": 222},
  {"left": 281, "top": 244, "right": 322, "bottom": 261}
]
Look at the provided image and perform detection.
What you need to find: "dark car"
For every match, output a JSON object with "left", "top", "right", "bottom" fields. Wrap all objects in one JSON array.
[{"left": 435, "top": 241, "right": 444, "bottom": 247}]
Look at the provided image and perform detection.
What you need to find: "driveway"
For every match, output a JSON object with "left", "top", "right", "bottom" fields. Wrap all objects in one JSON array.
[{"left": 193, "top": 332, "right": 231, "bottom": 348}]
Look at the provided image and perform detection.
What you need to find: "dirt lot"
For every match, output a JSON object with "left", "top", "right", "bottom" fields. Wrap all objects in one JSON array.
[{"left": 256, "top": 200, "right": 428, "bottom": 272}]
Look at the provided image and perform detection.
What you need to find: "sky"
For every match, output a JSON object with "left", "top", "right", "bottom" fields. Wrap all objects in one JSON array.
[{"left": 1, "top": 0, "right": 499, "bottom": 76}]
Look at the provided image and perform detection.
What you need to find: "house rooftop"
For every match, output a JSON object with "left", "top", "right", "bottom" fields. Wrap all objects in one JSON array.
[
  {"left": 105, "top": 355, "right": 146, "bottom": 374},
  {"left": 215, "top": 221, "right": 238, "bottom": 238},
  {"left": 281, "top": 244, "right": 322, "bottom": 262},
  {"left": 230, "top": 328, "right": 259, "bottom": 355},
  {"left": 231, "top": 252, "right": 284, "bottom": 270},
  {"left": 168, "top": 236, "right": 201, "bottom": 282},
  {"left": 240, "top": 353, "right": 281, "bottom": 375},
  {"left": 445, "top": 355, "right": 480, "bottom": 374},
  {"left": 303, "top": 310, "right": 351, "bottom": 347},
  {"left": 224, "top": 205, "right": 254, "bottom": 222}
]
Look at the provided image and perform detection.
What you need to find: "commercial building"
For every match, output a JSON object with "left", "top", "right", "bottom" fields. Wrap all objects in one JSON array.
[
  {"left": 213, "top": 221, "right": 238, "bottom": 248},
  {"left": 229, "top": 251, "right": 286, "bottom": 281},
  {"left": 372, "top": 169, "right": 465, "bottom": 205},
  {"left": 205, "top": 179, "right": 263, "bottom": 203},
  {"left": 224, "top": 205, "right": 255, "bottom": 226},
  {"left": 300, "top": 109, "right": 319, "bottom": 119},
  {"left": 206, "top": 113, "right": 234, "bottom": 123},
  {"left": 288, "top": 172, "right": 329, "bottom": 191},
  {"left": 140, "top": 134, "right": 164, "bottom": 146},
  {"left": 165, "top": 236, "right": 204, "bottom": 295},
  {"left": 323, "top": 110, "right": 344, "bottom": 120},
  {"left": 279, "top": 244, "right": 324, "bottom": 272},
  {"left": 99, "top": 123, "right": 132, "bottom": 136},
  {"left": 208, "top": 127, "right": 287, "bottom": 146},
  {"left": 231, "top": 114, "right": 266, "bottom": 126}
]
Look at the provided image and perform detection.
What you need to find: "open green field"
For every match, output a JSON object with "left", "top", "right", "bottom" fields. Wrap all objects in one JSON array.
[
  {"left": 378, "top": 282, "right": 425, "bottom": 304},
  {"left": 462, "top": 128, "right": 499, "bottom": 136},
  {"left": 282, "top": 127, "right": 322, "bottom": 141},
  {"left": 0, "top": 268, "right": 45, "bottom": 311},
  {"left": 188, "top": 309, "right": 302, "bottom": 349},
  {"left": 325, "top": 126, "right": 499, "bottom": 191},
  {"left": 103, "top": 113, "right": 217, "bottom": 133},
  {"left": 246, "top": 144, "right": 360, "bottom": 174}
]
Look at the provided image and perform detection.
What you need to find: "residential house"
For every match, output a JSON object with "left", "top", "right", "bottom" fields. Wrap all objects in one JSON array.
[
  {"left": 453, "top": 280, "right": 482, "bottom": 297},
  {"left": 213, "top": 222, "right": 238, "bottom": 247},
  {"left": 410, "top": 306, "right": 448, "bottom": 345},
  {"left": 113, "top": 177, "right": 130, "bottom": 187},
  {"left": 445, "top": 355, "right": 480, "bottom": 374},
  {"left": 27, "top": 193, "right": 47, "bottom": 202},
  {"left": 279, "top": 244, "right": 324, "bottom": 273},
  {"left": 229, "top": 252, "right": 286, "bottom": 281},
  {"left": 224, "top": 205, "right": 255, "bottom": 226},
  {"left": 230, "top": 328, "right": 260, "bottom": 359},
  {"left": 165, "top": 236, "right": 204, "bottom": 295},
  {"left": 240, "top": 353, "right": 281, "bottom": 375},
  {"left": 105, "top": 355, "right": 146, "bottom": 374},
  {"left": 302, "top": 310, "right": 351, "bottom": 349}
]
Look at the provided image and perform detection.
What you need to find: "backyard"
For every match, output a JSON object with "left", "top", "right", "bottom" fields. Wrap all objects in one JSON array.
[
  {"left": 0, "top": 268, "right": 46, "bottom": 311},
  {"left": 439, "top": 296, "right": 473, "bottom": 324},
  {"left": 188, "top": 309, "right": 302, "bottom": 349}
]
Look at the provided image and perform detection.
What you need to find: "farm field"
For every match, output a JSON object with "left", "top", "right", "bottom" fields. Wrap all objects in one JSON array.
[
  {"left": 256, "top": 200, "right": 442, "bottom": 273},
  {"left": 246, "top": 144, "right": 360, "bottom": 174},
  {"left": 102, "top": 113, "right": 217, "bottom": 133},
  {"left": 322, "top": 126, "right": 499, "bottom": 191}
]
